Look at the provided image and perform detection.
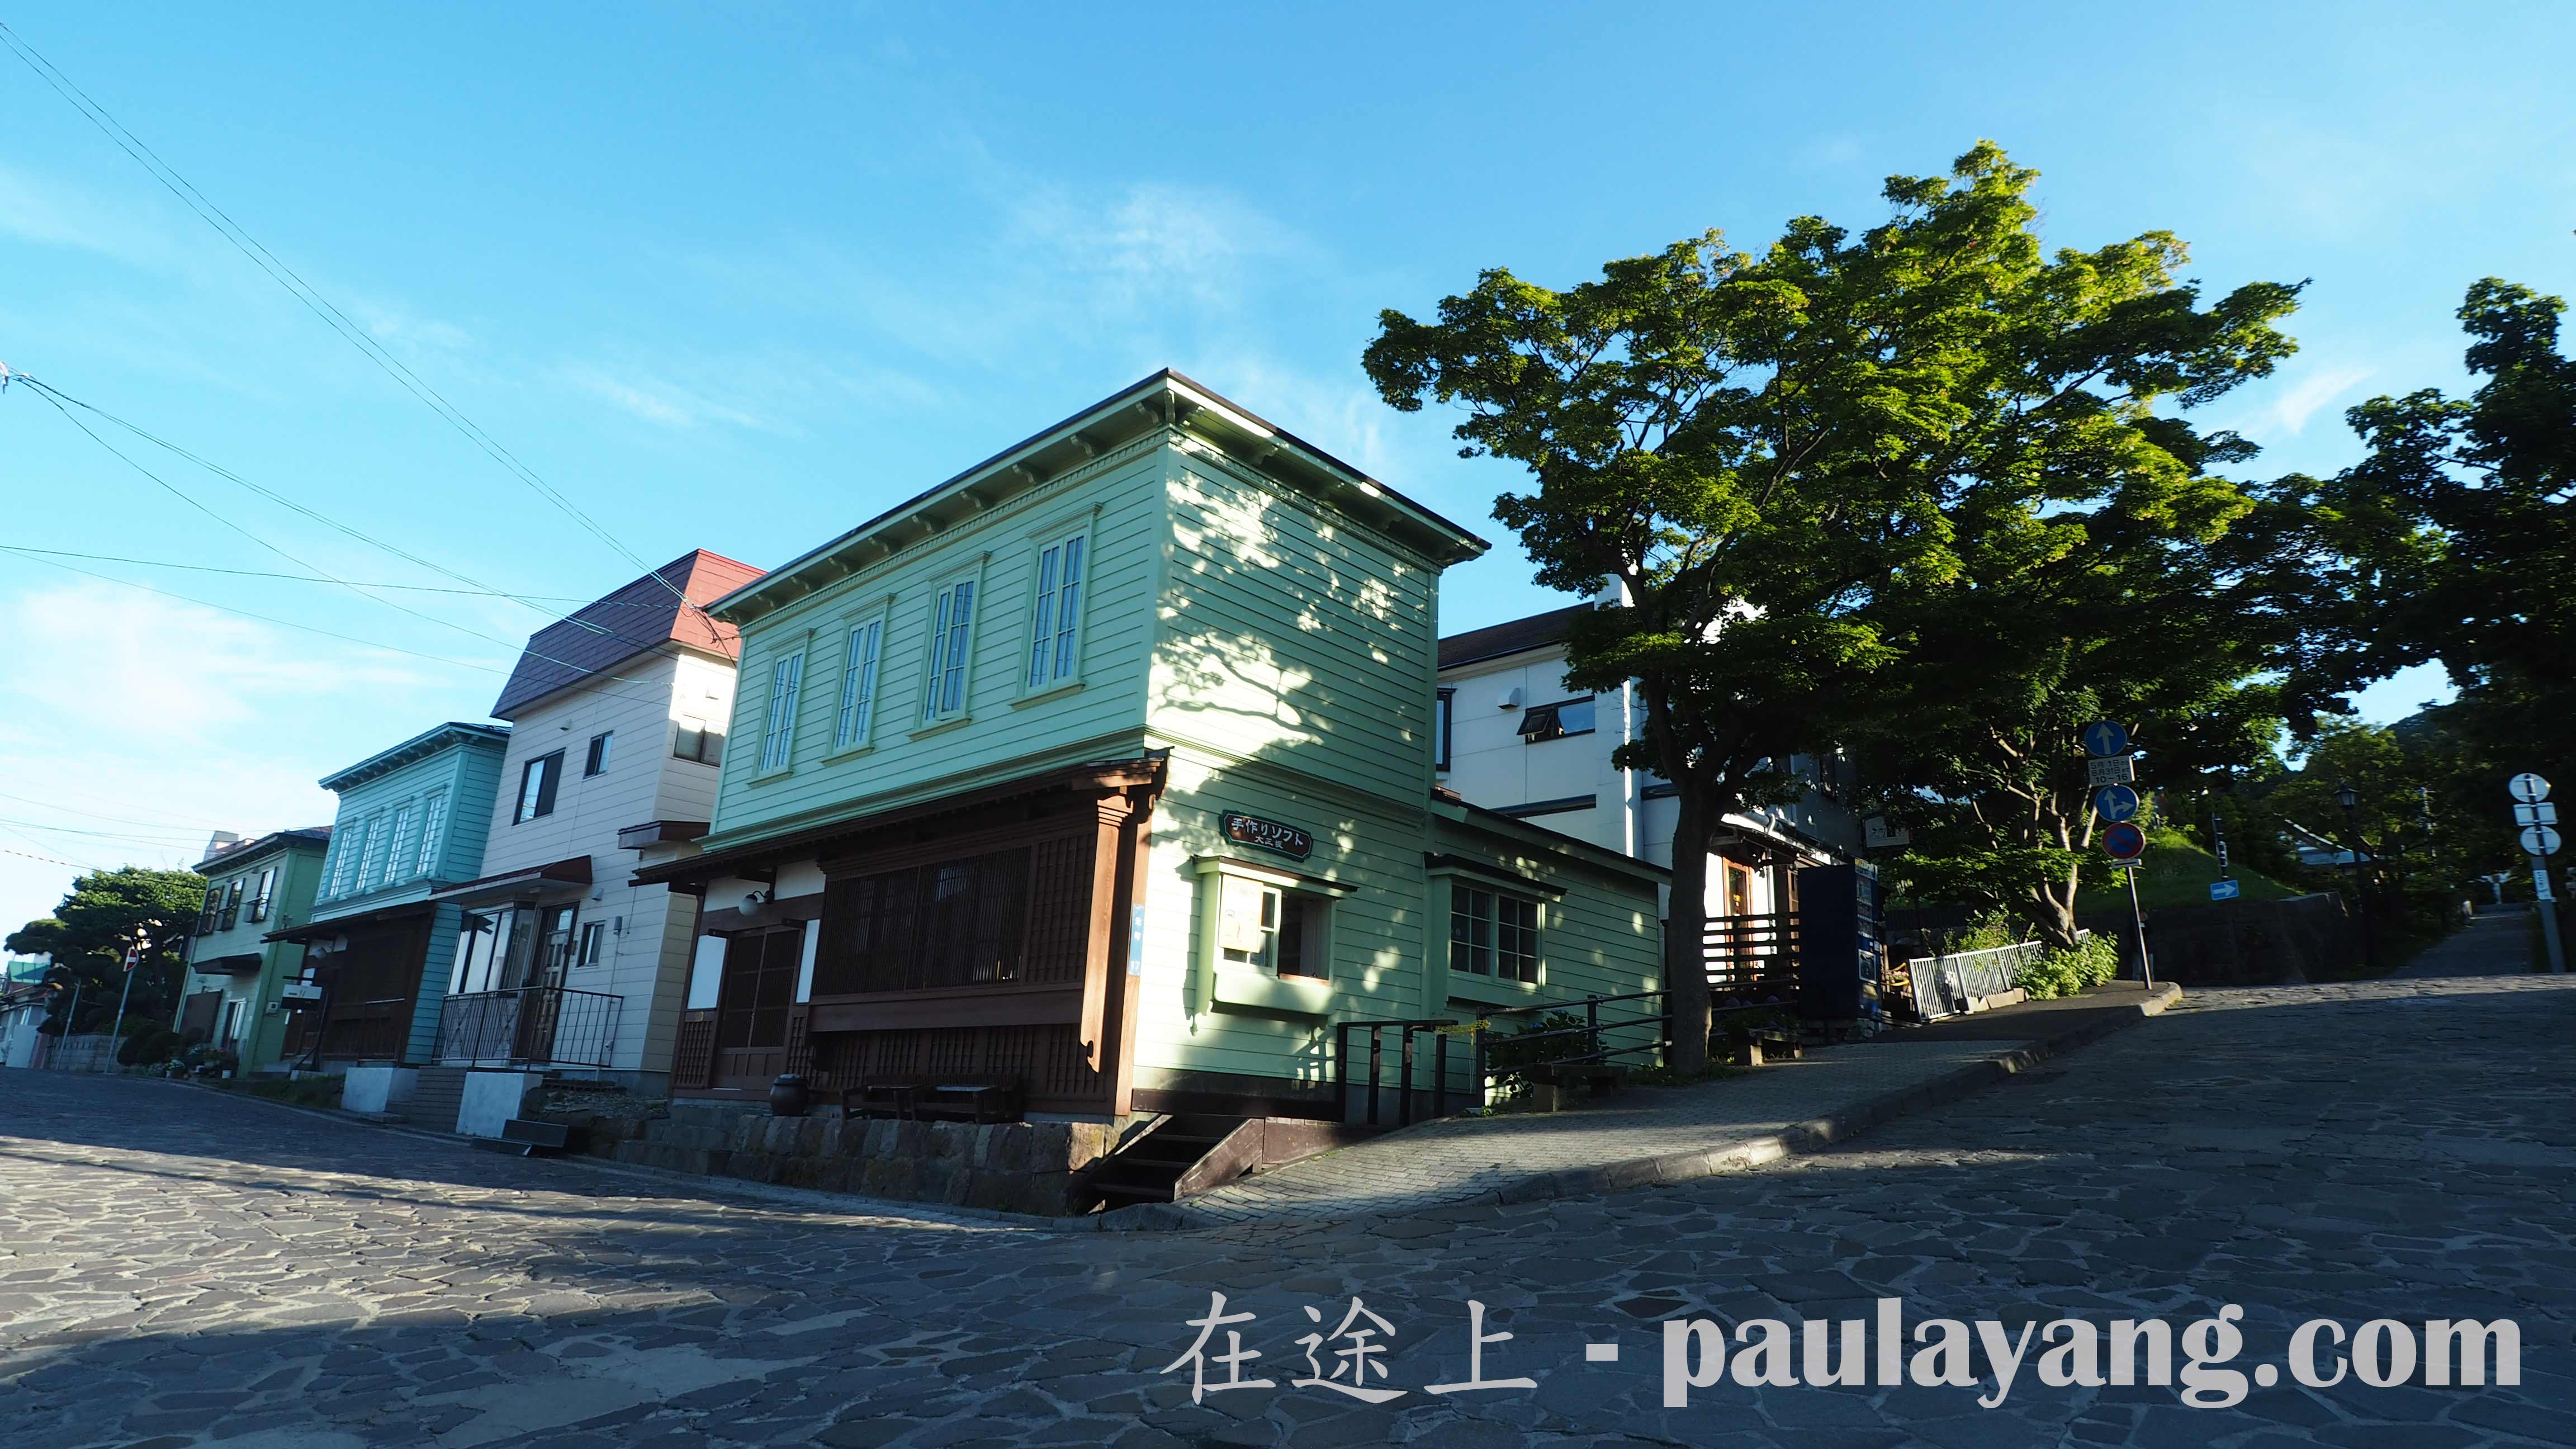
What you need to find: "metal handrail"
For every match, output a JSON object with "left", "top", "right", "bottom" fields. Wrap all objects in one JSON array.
[{"left": 1336, "top": 987, "right": 1676, "bottom": 1126}]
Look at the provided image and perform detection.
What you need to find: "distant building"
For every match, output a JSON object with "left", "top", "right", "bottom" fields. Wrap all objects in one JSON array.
[
  {"left": 171, "top": 827, "right": 333, "bottom": 1072},
  {"left": 1433, "top": 601, "right": 1863, "bottom": 925},
  {"left": 267, "top": 723, "right": 510, "bottom": 1070}
]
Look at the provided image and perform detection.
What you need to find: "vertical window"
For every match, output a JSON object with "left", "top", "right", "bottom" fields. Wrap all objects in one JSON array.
[
  {"left": 250, "top": 867, "right": 277, "bottom": 922},
  {"left": 759, "top": 652, "right": 805, "bottom": 771},
  {"left": 197, "top": 887, "right": 222, "bottom": 933},
  {"left": 515, "top": 751, "right": 564, "bottom": 823},
  {"left": 835, "top": 620, "right": 883, "bottom": 750},
  {"left": 1450, "top": 887, "right": 1541, "bottom": 984},
  {"left": 1026, "top": 532, "right": 1086, "bottom": 689},
  {"left": 356, "top": 813, "right": 391, "bottom": 888},
  {"left": 576, "top": 920, "right": 607, "bottom": 969},
  {"left": 221, "top": 998, "right": 243, "bottom": 1044},
  {"left": 386, "top": 804, "right": 415, "bottom": 884},
  {"left": 584, "top": 731, "right": 614, "bottom": 778},
  {"left": 219, "top": 878, "right": 244, "bottom": 929},
  {"left": 328, "top": 831, "right": 359, "bottom": 898},
  {"left": 922, "top": 580, "right": 976, "bottom": 722},
  {"left": 414, "top": 792, "right": 447, "bottom": 878},
  {"left": 1434, "top": 689, "right": 1455, "bottom": 771}
]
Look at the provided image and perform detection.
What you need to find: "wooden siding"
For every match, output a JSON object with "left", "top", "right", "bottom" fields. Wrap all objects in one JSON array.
[
  {"left": 1152, "top": 451, "right": 1441, "bottom": 812},
  {"left": 702, "top": 447, "right": 1167, "bottom": 846},
  {"left": 1128, "top": 747, "right": 1437, "bottom": 1093}
]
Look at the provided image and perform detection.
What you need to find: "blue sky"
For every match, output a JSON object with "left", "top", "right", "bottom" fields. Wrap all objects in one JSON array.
[{"left": 3, "top": 2, "right": 2570, "bottom": 932}]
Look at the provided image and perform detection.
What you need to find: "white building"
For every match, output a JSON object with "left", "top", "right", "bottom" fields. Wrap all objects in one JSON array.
[
  {"left": 427, "top": 549, "right": 763, "bottom": 1096},
  {"left": 1434, "top": 602, "right": 1863, "bottom": 925}
]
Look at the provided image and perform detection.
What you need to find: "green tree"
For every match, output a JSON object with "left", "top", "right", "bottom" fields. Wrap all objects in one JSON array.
[
  {"left": 8, "top": 866, "right": 207, "bottom": 1035},
  {"left": 1366, "top": 143, "right": 2298, "bottom": 1063}
]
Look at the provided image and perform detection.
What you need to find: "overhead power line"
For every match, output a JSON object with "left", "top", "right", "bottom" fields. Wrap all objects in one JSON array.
[
  {"left": 0, "top": 18, "right": 676, "bottom": 598},
  {"left": 0, "top": 546, "right": 593, "bottom": 599}
]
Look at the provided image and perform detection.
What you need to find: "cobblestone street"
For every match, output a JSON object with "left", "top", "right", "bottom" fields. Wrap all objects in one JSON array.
[{"left": 6, "top": 968, "right": 2574, "bottom": 1448}]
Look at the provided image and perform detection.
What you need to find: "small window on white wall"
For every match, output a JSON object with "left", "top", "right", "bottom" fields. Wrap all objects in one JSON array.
[{"left": 1026, "top": 532, "right": 1087, "bottom": 689}]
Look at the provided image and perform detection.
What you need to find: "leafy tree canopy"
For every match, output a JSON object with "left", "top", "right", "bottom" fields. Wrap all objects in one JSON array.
[{"left": 12, "top": 866, "right": 206, "bottom": 1035}]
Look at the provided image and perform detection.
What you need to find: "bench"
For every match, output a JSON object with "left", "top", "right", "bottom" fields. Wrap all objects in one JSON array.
[{"left": 839, "top": 1078, "right": 1022, "bottom": 1124}]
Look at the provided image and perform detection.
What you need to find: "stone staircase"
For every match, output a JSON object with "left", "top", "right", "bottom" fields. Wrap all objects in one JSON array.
[{"left": 397, "top": 1066, "right": 468, "bottom": 1132}]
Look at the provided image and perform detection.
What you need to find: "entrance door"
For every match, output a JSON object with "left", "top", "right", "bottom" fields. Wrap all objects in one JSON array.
[{"left": 712, "top": 926, "right": 801, "bottom": 1090}]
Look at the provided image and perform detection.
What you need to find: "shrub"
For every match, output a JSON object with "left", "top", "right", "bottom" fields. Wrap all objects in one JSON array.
[
  {"left": 2013, "top": 933, "right": 2120, "bottom": 1000},
  {"left": 1485, "top": 1012, "right": 1593, "bottom": 1090},
  {"left": 117, "top": 1025, "right": 188, "bottom": 1067}
]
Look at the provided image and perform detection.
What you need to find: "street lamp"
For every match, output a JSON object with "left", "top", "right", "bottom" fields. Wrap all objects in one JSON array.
[{"left": 2335, "top": 780, "right": 2375, "bottom": 973}]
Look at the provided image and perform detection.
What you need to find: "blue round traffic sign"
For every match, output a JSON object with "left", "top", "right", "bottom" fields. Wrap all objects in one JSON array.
[
  {"left": 2092, "top": 784, "right": 2141, "bottom": 823},
  {"left": 2081, "top": 721, "right": 2130, "bottom": 758},
  {"left": 2103, "top": 822, "right": 2147, "bottom": 859}
]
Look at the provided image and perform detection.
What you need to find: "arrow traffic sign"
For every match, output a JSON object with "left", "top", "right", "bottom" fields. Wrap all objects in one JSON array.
[
  {"left": 2509, "top": 772, "right": 2551, "bottom": 803},
  {"left": 2209, "top": 879, "right": 2241, "bottom": 901},
  {"left": 2103, "top": 822, "right": 2147, "bottom": 860},
  {"left": 2092, "top": 784, "right": 2141, "bottom": 823},
  {"left": 2522, "top": 825, "right": 2561, "bottom": 857},
  {"left": 2081, "top": 721, "right": 2130, "bottom": 758}
]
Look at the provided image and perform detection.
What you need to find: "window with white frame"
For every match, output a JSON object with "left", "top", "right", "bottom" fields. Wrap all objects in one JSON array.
[
  {"left": 356, "top": 813, "right": 391, "bottom": 891},
  {"left": 576, "top": 920, "right": 607, "bottom": 969},
  {"left": 758, "top": 652, "right": 805, "bottom": 772},
  {"left": 249, "top": 867, "right": 277, "bottom": 922},
  {"left": 1450, "top": 886, "right": 1540, "bottom": 983},
  {"left": 922, "top": 579, "right": 976, "bottom": 722},
  {"left": 386, "top": 804, "right": 415, "bottom": 885},
  {"left": 1026, "top": 532, "right": 1087, "bottom": 689},
  {"left": 325, "top": 834, "right": 357, "bottom": 898},
  {"left": 414, "top": 791, "right": 447, "bottom": 878},
  {"left": 834, "top": 618, "right": 883, "bottom": 750},
  {"left": 1216, "top": 874, "right": 1330, "bottom": 980}
]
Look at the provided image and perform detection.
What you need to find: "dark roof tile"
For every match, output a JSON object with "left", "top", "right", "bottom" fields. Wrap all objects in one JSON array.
[{"left": 491, "top": 550, "right": 765, "bottom": 719}]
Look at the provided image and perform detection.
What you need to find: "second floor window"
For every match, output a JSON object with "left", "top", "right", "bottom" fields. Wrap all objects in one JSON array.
[
  {"left": 759, "top": 652, "right": 805, "bottom": 772},
  {"left": 1517, "top": 695, "right": 1597, "bottom": 744},
  {"left": 249, "top": 867, "right": 276, "bottom": 922},
  {"left": 584, "top": 731, "right": 614, "bottom": 778},
  {"left": 356, "top": 813, "right": 392, "bottom": 889},
  {"left": 1434, "top": 689, "right": 1455, "bottom": 771},
  {"left": 515, "top": 751, "right": 564, "bottom": 824},
  {"left": 835, "top": 619, "right": 882, "bottom": 750},
  {"left": 219, "top": 878, "right": 244, "bottom": 929},
  {"left": 923, "top": 580, "right": 976, "bottom": 722},
  {"left": 414, "top": 792, "right": 447, "bottom": 878},
  {"left": 1026, "top": 533, "right": 1086, "bottom": 689},
  {"left": 196, "top": 887, "right": 221, "bottom": 934}
]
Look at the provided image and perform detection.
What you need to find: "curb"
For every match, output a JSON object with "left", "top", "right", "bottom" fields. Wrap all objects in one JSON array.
[{"left": 1100, "top": 982, "right": 2185, "bottom": 1232}]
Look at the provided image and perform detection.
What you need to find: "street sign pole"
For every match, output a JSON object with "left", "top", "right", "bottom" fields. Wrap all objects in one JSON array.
[
  {"left": 107, "top": 941, "right": 143, "bottom": 1059},
  {"left": 2124, "top": 862, "right": 2154, "bottom": 991},
  {"left": 2508, "top": 773, "right": 2564, "bottom": 974}
]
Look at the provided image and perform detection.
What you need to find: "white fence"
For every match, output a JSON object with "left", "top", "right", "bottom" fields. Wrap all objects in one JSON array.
[{"left": 1909, "top": 941, "right": 2043, "bottom": 1019}]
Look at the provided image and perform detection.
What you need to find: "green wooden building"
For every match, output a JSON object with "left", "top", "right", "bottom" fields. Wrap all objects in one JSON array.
[
  {"left": 635, "top": 372, "right": 1665, "bottom": 1124},
  {"left": 173, "top": 826, "right": 334, "bottom": 1074}
]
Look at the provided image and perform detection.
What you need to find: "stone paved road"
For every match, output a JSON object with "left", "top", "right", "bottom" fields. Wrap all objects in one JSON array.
[{"left": 5, "top": 971, "right": 2574, "bottom": 1448}]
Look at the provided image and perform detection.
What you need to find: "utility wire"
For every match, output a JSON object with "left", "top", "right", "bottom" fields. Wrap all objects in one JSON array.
[
  {"left": 0, "top": 834, "right": 101, "bottom": 872},
  {"left": 0, "top": 19, "right": 678, "bottom": 598},
  {"left": 0, "top": 816, "right": 214, "bottom": 846},
  {"left": 0, "top": 547, "right": 593, "bottom": 600},
  {"left": 0, "top": 789, "right": 241, "bottom": 834},
  {"left": 10, "top": 550, "right": 510, "bottom": 674},
  {"left": 10, "top": 378, "right": 718, "bottom": 697}
]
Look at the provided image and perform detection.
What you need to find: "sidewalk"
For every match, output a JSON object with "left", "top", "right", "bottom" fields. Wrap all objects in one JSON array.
[
  {"left": 2398, "top": 904, "right": 2538, "bottom": 978},
  {"left": 1105, "top": 979, "right": 2181, "bottom": 1230}
]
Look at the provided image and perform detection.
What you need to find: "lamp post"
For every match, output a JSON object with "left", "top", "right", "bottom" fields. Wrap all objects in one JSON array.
[{"left": 2335, "top": 780, "right": 2375, "bottom": 974}]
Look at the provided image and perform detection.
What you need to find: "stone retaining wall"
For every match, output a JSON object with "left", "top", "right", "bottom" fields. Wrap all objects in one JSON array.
[{"left": 539, "top": 1103, "right": 1117, "bottom": 1216}]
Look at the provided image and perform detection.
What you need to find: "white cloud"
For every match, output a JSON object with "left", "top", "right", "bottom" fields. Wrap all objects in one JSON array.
[
  {"left": 0, "top": 581, "right": 471, "bottom": 934},
  {"left": 2244, "top": 363, "right": 2375, "bottom": 440},
  {"left": 0, "top": 163, "right": 185, "bottom": 269}
]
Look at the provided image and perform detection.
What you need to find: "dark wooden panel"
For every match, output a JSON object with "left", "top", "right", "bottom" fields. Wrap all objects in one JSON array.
[
  {"left": 808, "top": 1020, "right": 1106, "bottom": 1113},
  {"left": 806, "top": 985, "right": 1082, "bottom": 1034}
]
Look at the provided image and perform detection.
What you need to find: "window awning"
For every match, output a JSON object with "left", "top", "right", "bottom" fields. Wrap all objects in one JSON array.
[
  {"left": 427, "top": 856, "right": 593, "bottom": 907},
  {"left": 192, "top": 952, "right": 265, "bottom": 975}
]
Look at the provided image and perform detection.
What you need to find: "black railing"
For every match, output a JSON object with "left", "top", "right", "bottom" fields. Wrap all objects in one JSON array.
[
  {"left": 1334, "top": 988, "right": 1675, "bottom": 1127},
  {"left": 435, "top": 986, "right": 621, "bottom": 1070}
]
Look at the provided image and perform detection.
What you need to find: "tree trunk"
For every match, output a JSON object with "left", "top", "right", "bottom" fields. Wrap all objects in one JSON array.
[
  {"left": 1665, "top": 789, "right": 1715, "bottom": 1073},
  {"left": 2030, "top": 868, "right": 2081, "bottom": 951}
]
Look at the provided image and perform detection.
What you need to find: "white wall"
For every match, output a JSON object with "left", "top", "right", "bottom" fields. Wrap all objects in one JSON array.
[{"left": 465, "top": 646, "right": 738, "bottom": 1081}]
